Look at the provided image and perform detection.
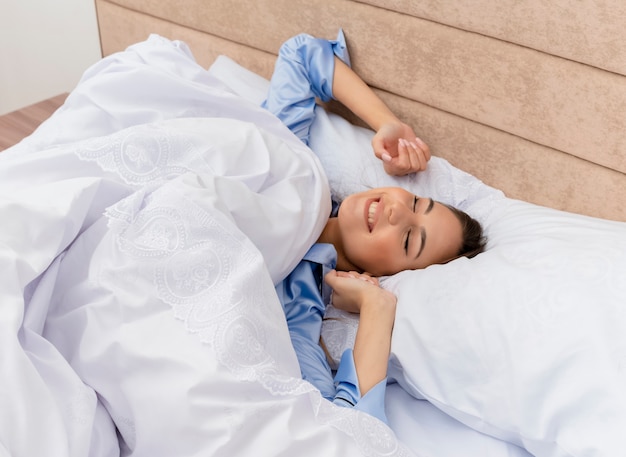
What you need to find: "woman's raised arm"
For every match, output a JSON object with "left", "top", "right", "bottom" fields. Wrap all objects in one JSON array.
[
  {"left": 331, "top": 57, "right": 431, "bottom": 176},
  {"left": 263, "top": 31, "right": 430, "bottom": 176}
]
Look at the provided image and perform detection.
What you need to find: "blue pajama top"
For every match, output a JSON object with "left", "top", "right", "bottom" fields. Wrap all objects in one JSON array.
[{"left": 263, "top": 31, "right": 388, "bottom": 424}]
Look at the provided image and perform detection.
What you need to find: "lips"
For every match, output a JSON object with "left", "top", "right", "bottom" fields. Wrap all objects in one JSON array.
[{"left": 366, "top": 198, "right": 381, "bottom": 232}]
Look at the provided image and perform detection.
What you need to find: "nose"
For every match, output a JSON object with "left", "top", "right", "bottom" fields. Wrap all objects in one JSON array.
[{"left": 387, "top": 199, "right": 411, "bottom": 226}]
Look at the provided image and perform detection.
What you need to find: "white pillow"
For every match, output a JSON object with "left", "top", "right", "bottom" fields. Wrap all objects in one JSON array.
[
  {"left": 388, "top": 201, "right": 626, "bottom": 457},
  {"left": 208, "top": 53, "right": 626, "bottom": 457}
]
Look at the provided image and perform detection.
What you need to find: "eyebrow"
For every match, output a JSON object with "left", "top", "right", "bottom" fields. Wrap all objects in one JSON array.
[{"left": 415, "top": 199, "right": 434, "bottom": 259}]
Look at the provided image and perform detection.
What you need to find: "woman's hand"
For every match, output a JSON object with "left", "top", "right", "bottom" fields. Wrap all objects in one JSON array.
[
  {"left": 372, "top": 121, "right": 431, "bottom": 176},
  {"left": 330, "top": 58, "right": 430, "bottom": 177},
  {"left": 325, "top": 269, "right": 397, "bottom": 396},
  {"left": 324, "top": 270, "right": 396, "bottom": 314}
]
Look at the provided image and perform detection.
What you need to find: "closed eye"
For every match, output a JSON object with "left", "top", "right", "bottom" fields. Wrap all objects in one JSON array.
[
  {"left": 404, "top": 196, "right": 418, "bottom": 254},
  {"left": 404, "top": 229, "right": 411, "bottom": 254}
]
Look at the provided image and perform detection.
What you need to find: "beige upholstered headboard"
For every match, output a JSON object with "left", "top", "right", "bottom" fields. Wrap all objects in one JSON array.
[{"left": 95, "top": 0, "right": 626, "bottom": 222}]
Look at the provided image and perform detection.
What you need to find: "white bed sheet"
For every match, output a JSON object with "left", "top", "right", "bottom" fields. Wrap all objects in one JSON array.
[{"left": 386, "top": 385, "right": 531, "bottom": 457}]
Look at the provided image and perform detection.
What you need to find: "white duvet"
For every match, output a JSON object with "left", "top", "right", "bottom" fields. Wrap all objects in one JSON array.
[{"left": 0, "top": 37, "right": 412, "bottom": 457}]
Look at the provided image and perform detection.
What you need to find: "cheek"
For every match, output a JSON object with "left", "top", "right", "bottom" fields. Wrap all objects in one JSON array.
[
  {"left": 338, "top": 199, "right": 362, "bottom": 234},
  {"left": 339, "top": 194, "right": 359, "bottom": 218},
  {"left": 346, "top": 235, "right": 400, "bottom": 273}
]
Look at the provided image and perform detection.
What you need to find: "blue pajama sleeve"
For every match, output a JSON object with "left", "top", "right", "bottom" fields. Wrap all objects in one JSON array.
[{"left": 262, "top": 30, "right": 350, "bottom": 145}]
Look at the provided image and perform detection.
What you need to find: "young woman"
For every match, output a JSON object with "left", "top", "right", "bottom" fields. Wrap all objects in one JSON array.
[{"left": 264, "top": 32, "right": 486, "bottom": 424}]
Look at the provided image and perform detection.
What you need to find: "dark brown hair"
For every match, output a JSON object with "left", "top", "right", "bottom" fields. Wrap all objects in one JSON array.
[{"left": 445, "top": 204, "right": 487, "bottom": 259}]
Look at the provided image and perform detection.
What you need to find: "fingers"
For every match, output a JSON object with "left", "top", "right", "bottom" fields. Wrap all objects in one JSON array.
[
  {"left": 395, "top": 138, "right": 429, "bottom": 174},
  {"left": 329, "top": 270, "right": 379, "bottom": 286},
  {"left": 372, "top": 122, "right": 431, "bottom": 176},
  {"left": 415, "top": 137, "right": 431, "bottom": 161},
  {"left": 379, "top": 136, "right": 430, "bottom": 176},
  {"left": 325, "top": 270, "right": 382, "bottom": 314}
]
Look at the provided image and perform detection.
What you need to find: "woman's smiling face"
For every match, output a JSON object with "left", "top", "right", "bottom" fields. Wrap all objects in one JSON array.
[{"left": 336, "top": 187, "right": 463, "bottom": 276}]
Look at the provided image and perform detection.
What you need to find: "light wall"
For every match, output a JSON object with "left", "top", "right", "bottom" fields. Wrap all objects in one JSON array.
[{"left": 0, "top": 0, "right": 102, "bottom": 115}]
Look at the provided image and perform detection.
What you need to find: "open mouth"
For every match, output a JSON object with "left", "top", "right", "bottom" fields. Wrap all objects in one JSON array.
[{"left": 366, "top": 198, "right": 381, "bottom": 232}]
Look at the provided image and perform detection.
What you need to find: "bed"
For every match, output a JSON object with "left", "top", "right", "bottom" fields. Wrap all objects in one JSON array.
[{"left": 1, "top": 1, "right": 625, "bottom": 456}]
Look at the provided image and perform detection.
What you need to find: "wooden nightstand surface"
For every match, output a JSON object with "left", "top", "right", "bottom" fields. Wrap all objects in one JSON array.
[{"left": 0, "top": 94, "right": 68, "bottom": 152}]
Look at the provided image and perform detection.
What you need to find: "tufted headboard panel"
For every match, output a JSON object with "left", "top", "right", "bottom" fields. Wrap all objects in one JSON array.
[{"left": 95, "top": 0, "right": 626, "bottom": 221}]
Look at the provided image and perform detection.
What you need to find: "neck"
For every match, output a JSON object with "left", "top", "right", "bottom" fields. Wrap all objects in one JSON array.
[{"left": 317, "top": 217, "right": 359, "bottom": 272}]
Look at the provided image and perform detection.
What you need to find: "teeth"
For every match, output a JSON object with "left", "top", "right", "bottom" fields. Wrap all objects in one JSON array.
[{"left": 368, "top": 201, "right": 378, "bottom": 229}]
